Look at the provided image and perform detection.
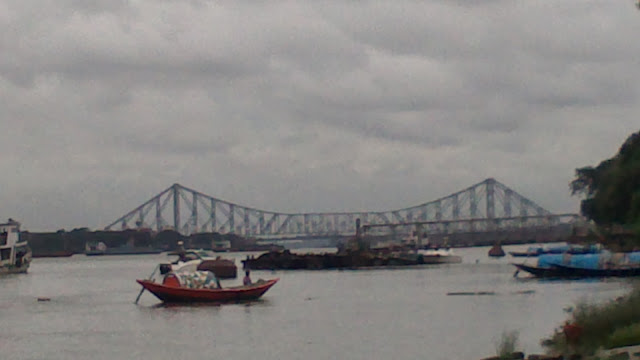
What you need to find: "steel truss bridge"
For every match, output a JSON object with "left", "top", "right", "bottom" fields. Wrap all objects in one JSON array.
[{"left": 105, "top": 178, "right": 582, "bottom": 238}]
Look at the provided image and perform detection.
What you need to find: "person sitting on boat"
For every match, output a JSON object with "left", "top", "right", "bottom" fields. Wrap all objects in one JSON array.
[{"left": 243, "top": 270, "right": 252, "bottom": 286}]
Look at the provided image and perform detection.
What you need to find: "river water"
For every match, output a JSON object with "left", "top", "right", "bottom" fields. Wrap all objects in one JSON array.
[{"left": 1, "top": 244, "right": 635, "bottom": 360}]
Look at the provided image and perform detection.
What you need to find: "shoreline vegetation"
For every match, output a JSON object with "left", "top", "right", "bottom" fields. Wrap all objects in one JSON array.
[
  {"left": 480, "top": 286, "right": 640, "bottom": 360},
  {"left": 542, "top": 287, "right": 640, "bottom": 358},
  {"left": 481, "top": 130, "right": 640, "bottom": 360}
]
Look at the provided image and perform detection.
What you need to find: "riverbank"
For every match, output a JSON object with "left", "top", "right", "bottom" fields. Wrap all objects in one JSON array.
[
  {"left": 542, "top": 286, "right": 640, "bottom": 359},
  {"left": 478, "top": 285, "right": 640, "bottom": 360}
]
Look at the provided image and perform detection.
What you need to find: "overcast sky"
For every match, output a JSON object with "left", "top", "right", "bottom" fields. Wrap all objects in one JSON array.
[{"left": 1, "top": 0, "right": 639, "bottom": 231}]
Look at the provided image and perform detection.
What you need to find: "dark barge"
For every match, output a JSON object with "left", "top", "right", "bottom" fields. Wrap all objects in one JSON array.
[
  {"left": 243, "top": 219, "right": 462, "bottom": 271},
  {"left": 242, "top": 247, "right": 461, "bottom": 271}
]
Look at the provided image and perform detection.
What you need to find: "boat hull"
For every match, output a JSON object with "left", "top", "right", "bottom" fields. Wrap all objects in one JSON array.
[
  {"left": 0, "top": 262, "right": 30, "bottom": 275},
  {"left": 32, "top": 250, "right": 74, "bottom": 258},
  {"left": 512, "top": 262, "right": 640, "bottom": 279},
  {"left": 552, "top": 264, "right": 640, "bottom": 278},
  {"left": 512, "top": 263, "right": 570, "bottom": 278},
  {"left": 136, "top": 278, "right": 278, "bottom": 303}
]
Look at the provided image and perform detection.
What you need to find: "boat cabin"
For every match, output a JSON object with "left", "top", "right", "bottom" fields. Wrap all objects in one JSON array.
[{"left": 0, "top": 219, "right": 28, "bottom": 267}]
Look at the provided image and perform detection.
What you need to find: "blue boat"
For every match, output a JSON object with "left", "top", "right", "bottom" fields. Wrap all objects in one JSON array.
[
  {"left": 509, "top": 244, "right": 600, "bottom": 257},
  {"left": 513, "top": 251, "right": 640, "bottom": 278}
]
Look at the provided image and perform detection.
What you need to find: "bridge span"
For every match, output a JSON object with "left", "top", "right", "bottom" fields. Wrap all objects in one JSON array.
[{"left": 105, "top": 178, "right": 583, "bottom": 240}]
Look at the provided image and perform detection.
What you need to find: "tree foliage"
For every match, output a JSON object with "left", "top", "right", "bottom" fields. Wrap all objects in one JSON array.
[{"left": 570, "top": 130, "right": 640, "bottom": 226}]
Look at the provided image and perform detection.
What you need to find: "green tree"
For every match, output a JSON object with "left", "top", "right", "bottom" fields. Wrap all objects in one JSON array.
[{"left": 570, "top": 130, "right": 640, "bottom": 239}]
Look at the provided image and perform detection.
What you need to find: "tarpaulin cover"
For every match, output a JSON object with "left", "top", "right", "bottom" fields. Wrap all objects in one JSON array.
[
  {"left": 626, "top": 252, "right": 640, "bottom": 264},
  {"left": 537, "top": 254, "right": 566, "bottom": 268},
  {"left": 566, "top": 254, "right": 601, "bottom": 269},
  {"left": 546, "top": 245, "right": 570, "bottom": 254},
  {"left": 537, "top": 253, "right": 601, "bottom": 269}
]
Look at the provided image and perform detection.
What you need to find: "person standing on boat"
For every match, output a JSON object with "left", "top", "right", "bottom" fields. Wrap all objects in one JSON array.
[
  {"left": 204, "top": 271, "right": 222, "bottom": 289},
  {"left": 243, "top": 270, "right": 252, "bottom": 286}
]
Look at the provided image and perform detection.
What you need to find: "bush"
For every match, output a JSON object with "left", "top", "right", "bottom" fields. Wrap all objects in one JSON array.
[
  {"left": 496, "top": 330, "right": 519, "bottom": 359},
  {"left": 605, "top": 323, "right": 640, "bottom": 350},
  {"left": 542, "top": 287, "right": 640, "bottom": 356}
]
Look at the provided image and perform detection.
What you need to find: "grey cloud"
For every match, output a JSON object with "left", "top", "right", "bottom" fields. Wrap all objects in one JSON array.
[{"left": 1, "top": 0, "right": 639, "bottom": 230}]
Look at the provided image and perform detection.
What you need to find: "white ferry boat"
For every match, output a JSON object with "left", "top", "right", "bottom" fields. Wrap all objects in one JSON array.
[{"left": 0, "top": 219, "right": 31, "bottom": 274}]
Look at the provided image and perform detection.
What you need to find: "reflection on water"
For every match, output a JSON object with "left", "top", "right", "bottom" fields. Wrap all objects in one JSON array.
[
  {"left": 150, "top": 298, "right": 272, "bottom": 310},
  {"left": 1, "top": 244, "right": 635, "bottom": 360}
]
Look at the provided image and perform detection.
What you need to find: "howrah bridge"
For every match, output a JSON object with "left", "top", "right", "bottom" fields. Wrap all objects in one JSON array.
[{"left": 105, "top": 178, "right": 582, "bottom": 242}]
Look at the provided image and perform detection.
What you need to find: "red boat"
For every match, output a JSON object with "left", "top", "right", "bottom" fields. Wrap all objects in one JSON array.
[{"left": 136, "top": 277, "right": 279, "bottom": 303}]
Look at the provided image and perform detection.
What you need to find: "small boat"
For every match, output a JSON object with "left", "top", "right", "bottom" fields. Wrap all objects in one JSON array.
[
  {"left": 136, "top": 269, "right": 278, "bottom": 303},
  {"left": 488, "top": 243, "right": 505, "bottom": 257},
  {"left": 85, "top": 240, "right": 163, "bottom": 256},
  {"left": 32, "top": 250, "right": 74, "bottom": 258},
  {"left": 0, "top": 219, "right": 31, "bottom": 275},
  {"left": 416, "top": 248, "right": 462, "bottom": 264}
]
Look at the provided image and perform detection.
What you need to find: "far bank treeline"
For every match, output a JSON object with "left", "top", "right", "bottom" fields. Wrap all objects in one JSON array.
[
  {"left": 571, "top": 129, "right": 640, "bottom": 249},
  {"left": 23, "top": 228, "right": 274, "bottom": 256}
]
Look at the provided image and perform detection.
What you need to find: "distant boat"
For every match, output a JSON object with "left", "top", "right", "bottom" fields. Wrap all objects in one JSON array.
[
  {"left": 32, "top": 250, "right": 74, "bottom": 258},
  {"left": 488, "top": 243, "right": 505, "bottom": 257},
  {"left": 0, "top": 219, "right": 31, "bottom": 275},
  {"left": 85, "top": 240, "right": 162, "bottom": 256},
  {"left": 212, "top": 240, "right": 231, "bottom": 252},
  {"left": 416, "top": 248, "right": 463, "bottom": 264}
]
